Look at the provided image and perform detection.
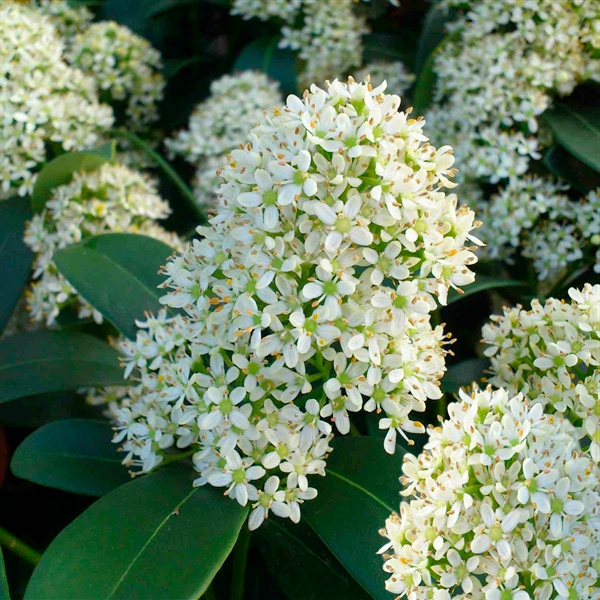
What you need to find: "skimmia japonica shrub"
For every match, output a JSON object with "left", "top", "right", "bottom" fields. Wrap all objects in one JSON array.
[{"left": 104, "top": 77, "right": 481, "bottom": 529}]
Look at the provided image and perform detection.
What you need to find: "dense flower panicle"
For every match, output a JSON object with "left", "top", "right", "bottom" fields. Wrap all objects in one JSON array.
[
  {"left": 428, "top": 1, "right": 599, "bottom": 186},
  {"left": 280, "top": 0, "right": 368, "bottom": 89},
  {"left": 475, "top": 178, "right": 600, "bottom": 280},
  {"left": 107, "top": 78, "right": 480, "bottom": 528},
  {"left": 380, "top": 387, "right": 600, "bottom": 600},
  {"left": 0, "top": 3, "right": 114, "bottom": 197},
  {"left": 166, "top": 71, "right": 283, "bottom": 210},
  {"left": 69, "top": 22, "right": 165, "bottom": 129},
  {"left": 29, "top": 0, "right": 93, "bottom": 38},
  {"left": 354, "top": 61, "right": 414, "bottom": 97},
  {"left": 481, "top": 284, "right": 600, "bottom": 462},
  {"left": 23, "top": 163, "right": 183, "bottom": 326}
]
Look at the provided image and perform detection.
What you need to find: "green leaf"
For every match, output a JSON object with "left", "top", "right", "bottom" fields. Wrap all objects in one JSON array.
[
  {"left": 415, "top": 2, "right": 456, "bottom": 74},
  {"left": 25, "top": 466, "right": 248, "bottom": 600},
  {"left": 544, "top": 100, "right": 600, "bottom": 173},
  {"left": 257, "top": 519, "right": 371, "bottom": 600},
  {"left": 0, "top": 197, "right": 33, "bottom": 333},
  {"left": 0, "top": 548, "right": 10, "bottom": 600},
  {"left": 441, "top": 357, "right": 489, "bottom": 394},
  {"left": 234, "top": 36, "right": 297, "bottom": 95},
  {"left": 31, "top": 142, "right": 116, "bottom": 213},
  {"left": 304, "top": 437, "right": 405, "bottom": 600},
  {"left": 54, "top": 233, "right": 175, "bottom": 340},
  {"left": 11, "top": 419, "right": 130, "bottom": 496},
  {"left": 545, "top": 145, "right": 600, "bottom": 194},
  {"left": 447, "top": 276, "right": 526, "bottom": 305},
  {"left": 362, "top": 32, "right": 418, "bottom": 66},
  {"left": 0, "top": 331, "right": 123, "bottom": 403}
]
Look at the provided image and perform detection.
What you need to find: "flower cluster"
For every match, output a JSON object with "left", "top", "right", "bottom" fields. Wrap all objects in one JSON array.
[
  {"left": 280, "top": 0, "right": 368, "bottom": 88},
  {"left": 427, "top": 1, "right": 599, "bottom": 186},
  {"left": 69, "top": 22, "right": 165, "bottom": 129},
  {"left": 481, "top": 284, "right": 600, "bottom": 462},
  {"left": 24, "top": 163, "right": 182, "bottom": 326},
  {"left": 166, "top": 71, "right": 283, "bottom": 210},
  {"left": 354, "top": 61, "right": 414, "bottom": 98},
  {"left": 230, "top": 0, "right": 302, "bottom": 22},
  {"left": 0, "top": 3, "right": 114, "bottom": 197},
  {"left": 475, "top": 178, "right": 600, "bottom": 280},
  {"left": 380, "top": 386, "right": 600, "bottom": 600},
  {"left": 29, "top": 0, "right": 93, "bottom": 38},
  {"left": 107, "top": 78, "right": 480, "bottom": 529}
]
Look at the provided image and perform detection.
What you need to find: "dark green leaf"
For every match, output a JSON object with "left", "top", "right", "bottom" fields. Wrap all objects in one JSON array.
[
  {"left": 415, "top": 2, "right": 456, "bottom": 74},
  {"left": 362, "top": 32, "right": 418, "bottom": 67},
  {"left": 11, "top": 419, "right": 130, "bottom": 496},
  {"left": 0, "top": 197, "right": 33, "bottom": 332},
  {"left": 441, "top": 357, "right": 489, "bottom": 394},
  {"left": 25, "top": 466, "right": 248, "bottom": 600},
  {"left": 257, "top": 518, "right": 370, "bottom": 600},
  {"left": 304, "top": 437, "right": 405, "bottom": 600},
  {"left": 234, "top": 36, "right": 297, "bottom": 95},
  {"left": 0, "top": 548, "right": 9, "bottom": 600},
  {"left": 0, "top": 331, "right": 123, "bottom": 403},
  {"left": 545, "top": 145, "right": 600, "bottom": 193},
  {"left": 54, "top": 233, "right": 175, "bottom": 340},
  {"left": 0, "top": 391, "right": 100, "bottom": 427},
  {"left": 447, "top": 276, "right": 526, "bottom": 305},
  {"left": 146, "top": 0, "right": 199, "bottom": 17},
  {"left": 544, "top": 99, "right": 600, "bottom": 173},
  {"left": 31, "top": 142, "right": 116, "bottom": 213}
]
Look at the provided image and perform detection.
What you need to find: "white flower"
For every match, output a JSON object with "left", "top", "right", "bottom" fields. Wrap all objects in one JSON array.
[
  {"left": 208, "top": 451, "right": 265, "bottom": 507},
  {"left": 379, "top": 386, "right": 600, "bottom": 600}
]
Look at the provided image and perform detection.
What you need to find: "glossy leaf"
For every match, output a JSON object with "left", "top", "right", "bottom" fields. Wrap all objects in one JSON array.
[
  {"left": 11, "top": 419, "right": 130, "bottom": 496},
  {"left": 0, "top": 548, "right": 9, "bottom": 600},
  {"left": 304, "top": 437, "right": 405, "bottom": 600},
  {"left": 257, "top": 518, "right": 370, "bottom": 600},
  {"left": 545, "top": 145, "right": 600, "bottom": 193},
  {"left": 234, "top": 36, "right": 297, "bottom": 95},
  {"left": 447, "top": 276, "right": 526, "bottom": 305},
  {"left": 54, "top": 233, "right": 175, "bottom": 340},
  {"left": 0, "top": 197, "right": 33, "bottom": 332},
  {"left": 25, "top": 466, "right": 248, "bottom": 600},
  {"left": 31, "top": 142, "right": 115, "bottom": 213},
  {"left": 441, "top": 357, "right": 489, "bottom": 394},
  {"left": 544, "top": 100, "right": 600, "bottom": 173},
  {"left": 0, "top": 331, "right": 123, "bottom": 403}
]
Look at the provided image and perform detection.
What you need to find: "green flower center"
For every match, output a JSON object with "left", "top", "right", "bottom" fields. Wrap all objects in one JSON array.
[
  {"left": 232, "top": 468, "right": 245, "bottom": 484},
  {"left": 551, "top": 498, "right": 563, "bottom": 513},
  {"left": 323, "top": 281, "right": 338, "bottom": 296},
  {"left": 335, "top": 217, "right": 352, "bottom": 233},
  {"left": 220, "top": 398, "right": 233, "bottom": 415},
  {"left": 304, "top": 319, "right": 318, "bottom": 333},
  {"left": 248, "top": 362, "right": 260, "bottom": 375},
  {"left": 263, "top": 190, "right": 278, "bottom": 205},
  {"left": 489, "top": 525, "right": 503, "bottom": 541}
]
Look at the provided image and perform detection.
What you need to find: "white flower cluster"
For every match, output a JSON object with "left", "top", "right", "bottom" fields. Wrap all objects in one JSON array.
[
  {"left": 69, "top": 21, "right": 165, "bottom": 129},
  {"left": 354, "top": 61, "right": 414, "bottom": 97},
  {"left": 166, "top": 71, "right": 283, "bottom": 210},
  {"left": 29, "top": 0, "right": 93, "bottom": 38},
  {"left": 428, "top": 1, "right": 599, "bottom": 185},
  {"left": 230, "top": 0, "right": 302, "bottom": 22},
  {"left": 380, "top": 386, "right": 600, "bottom": 600},
  {"left": 24, "top": 163, "right": 182, "bottom": 326},
  {"left": 108, "top": 78, "right": 480, "bottom": 529},
  {"left": 0, "top": 3, "right": 114, "bottom": 197},
  {"left": 475, "top": 178, "right": 600, "bottom": 280},
  {"left": 482, "top": 284, "right": 600, "bottom": 463},
  {"left": 280, "top": 0, "right": 368, "bottom": 89}
]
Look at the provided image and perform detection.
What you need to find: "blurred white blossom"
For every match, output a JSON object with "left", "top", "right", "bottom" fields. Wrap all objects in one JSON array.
[{"left": 354, "top": 61, "right": 414, "bottom": 97}]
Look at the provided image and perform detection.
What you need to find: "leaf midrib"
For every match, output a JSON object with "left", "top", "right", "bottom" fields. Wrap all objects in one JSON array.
[
  {"left": 327, "top": 469, "right": 394, "bottom": 513},
  {"left": 0, "top": 357, "right": 120, "bottom": 373},
  {"left": 105, "top": 487, "right": 198, "bottom": 600}
]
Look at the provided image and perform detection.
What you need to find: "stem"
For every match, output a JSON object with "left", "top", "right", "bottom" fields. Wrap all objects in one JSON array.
[
  {"left": 157, "top": 448, "right": 197, "bottom": 468},
  {"left": 0, "top": 527, "right": 42, "bottom": 566},
  {"left": 229, "top": 527, "right": 250, "bottom": 600},
  {"left": 438, "top": 394, "right": 447, "bottom": 419},
  {"left": 111, "top": 129, "right": 200, "bottom": 218}
]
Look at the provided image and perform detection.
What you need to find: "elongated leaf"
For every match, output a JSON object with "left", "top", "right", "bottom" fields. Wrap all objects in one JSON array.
[
  {"left": 304, "top": 437, "right": 405, "bottom": 600},
  {"left": 31, "top": 142, "right": 115, "bottom": 213},
  {"left": 0, "top": 331, "right": 123, "bottom": 403},
  {"left": 441, "top": 357, "right": 489, "bottom": 394},
  {"left": 234, "top": 36, "right": 297, "bottom": 95},
  {"left": 415, "top": 2, "right": 456, "bottom": 74},
  {"left": 11, "top": 419, "right": 129, "bottom": 496},
  {"left": 545, "top": 145, "right": 600, "bottom": 193},
  {"left": 54, "top": 233, "right": 175, "bottom": 339},
  {"left": 0, "top": 548, "right": 9, "bottom": 600},
  {"left": 25, "top": 466, "right": 248, "bottom": 600},
  {"left": 0, "top": 197, "right": 33, "bottom": 332},
  {"left": 544, "top": 100, "right": 600, "bottom": 173},
  {"left": 257, "top": 519, "right": 370, "bottom": 600},
  {"left": 447, "top": 276, "right": 526, "bottom": 305}
]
